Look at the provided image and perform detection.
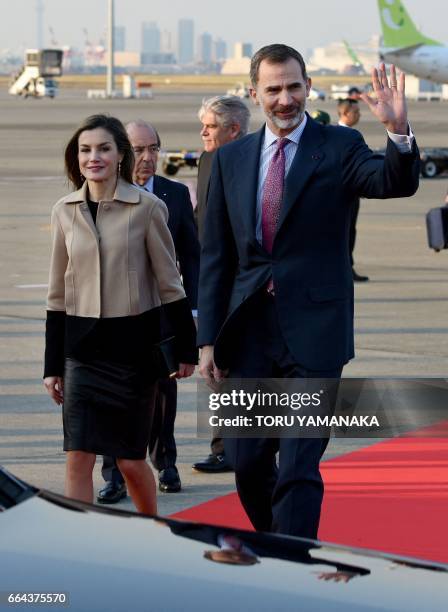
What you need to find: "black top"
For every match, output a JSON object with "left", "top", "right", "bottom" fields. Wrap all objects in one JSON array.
[
  {"left": 45, "top": 299, "right": 197, "bottom": 378},
  {"left": 87, "top": 199, "right": 98, "bottom": 224}
]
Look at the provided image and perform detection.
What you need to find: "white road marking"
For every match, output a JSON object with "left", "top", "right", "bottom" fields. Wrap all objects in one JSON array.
[{"left": 15, "top": 284, "right": 48, "bottom": 289}]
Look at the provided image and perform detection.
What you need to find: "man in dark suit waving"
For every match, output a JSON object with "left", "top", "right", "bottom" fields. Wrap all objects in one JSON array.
[
  {"left": 99, "top": 120, "right": 200, "bottom": 502},
  {"left": 198, "top": 44, "right": 419, "bottom": 538}
]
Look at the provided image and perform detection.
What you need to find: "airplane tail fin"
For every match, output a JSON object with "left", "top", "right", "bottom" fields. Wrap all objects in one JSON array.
[
  {"left": 377, "top": 0, "right": 441, "bottom": 48},
  {"left": 343, "top": 40, "right": 362, "bottom": 67}
]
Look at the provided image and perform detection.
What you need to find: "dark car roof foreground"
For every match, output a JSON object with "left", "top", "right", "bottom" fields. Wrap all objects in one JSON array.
[{"left": 0, "top": 467, "right": 447, "bottom": 612}]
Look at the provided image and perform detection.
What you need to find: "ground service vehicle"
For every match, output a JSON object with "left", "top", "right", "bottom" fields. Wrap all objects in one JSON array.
[
  {"left": 161, "top": 150, "right": 201, "bottom": 176},
  {"left": 420, "top": 148, "right": 448, "bottom": 178},
  {"left": 9, "top": 49, "right": 63, "bottom": 98}
]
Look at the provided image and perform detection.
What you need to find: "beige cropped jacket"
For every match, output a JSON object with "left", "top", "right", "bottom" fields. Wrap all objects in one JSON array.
[{"left": 47, "top": 178, "right": 186, "bottom": 318}]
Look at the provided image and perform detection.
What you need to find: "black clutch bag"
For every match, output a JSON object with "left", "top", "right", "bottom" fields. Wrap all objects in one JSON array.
[
  {"left": 426, "top": 206, "right": 448, "bottom": 251},
  {"left": 426, "top": 205, "right": 448, "bottom": 251},
  {"left": 152, "top": 336, "right": 179, "bottom": 379}
]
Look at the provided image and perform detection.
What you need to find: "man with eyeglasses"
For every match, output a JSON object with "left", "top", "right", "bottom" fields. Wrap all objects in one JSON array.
[{"left": 98, "top": 119, "right": 200, "bottom": 503}]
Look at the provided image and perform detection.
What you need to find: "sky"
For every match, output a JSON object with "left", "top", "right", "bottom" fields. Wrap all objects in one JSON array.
[{"left": 0, "top": 0, "right": 447, "bottom": 54}]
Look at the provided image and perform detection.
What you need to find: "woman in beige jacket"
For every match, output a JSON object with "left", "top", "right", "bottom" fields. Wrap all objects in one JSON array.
[{"left": 43, "top": 114, "right": 197, "bottom": 514}]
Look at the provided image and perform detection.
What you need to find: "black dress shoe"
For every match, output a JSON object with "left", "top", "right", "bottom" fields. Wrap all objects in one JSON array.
[
  {"left": 352, "top": 268, "right": 369, "bottom": 282},
  {"left": 97, "top": 481, "right": 127, "bottom": 504},
  {"left": 159, "top": 467, "right": 181, "bottom": 493},
  {"left": 192, "top": 453, "right": 233, "bottom": 473}
]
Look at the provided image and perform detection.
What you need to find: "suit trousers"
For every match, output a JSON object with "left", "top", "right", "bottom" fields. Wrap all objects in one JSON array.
[
  {"left": 101, "top": 378, "right": 178, "bottom": 484},
  {"left": 210, "top": 437, "right": 225, "bottom": 456},
  {"left": 224, "top": 290, "right": 342, "bottom": 539}
]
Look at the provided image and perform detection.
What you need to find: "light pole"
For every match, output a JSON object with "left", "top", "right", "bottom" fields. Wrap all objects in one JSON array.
[
  {"left": 106, "top": 0, "right": 115, "bottom": 97},
  {"left": 36, "top": 0, "right": 44, "bottom": 49}
]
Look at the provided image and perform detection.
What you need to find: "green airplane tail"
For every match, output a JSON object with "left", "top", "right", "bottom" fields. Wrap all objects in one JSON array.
[
  {"left": 343, "top": 40, "right": 362, "bottom": 66},
  {"left": 377, "top": 0, "right": 441, "bottom": 48}
]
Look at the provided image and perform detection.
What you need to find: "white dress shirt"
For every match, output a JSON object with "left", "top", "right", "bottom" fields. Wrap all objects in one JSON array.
[{"left": 338, "top": 119, "right": 415, "bottom": 153}]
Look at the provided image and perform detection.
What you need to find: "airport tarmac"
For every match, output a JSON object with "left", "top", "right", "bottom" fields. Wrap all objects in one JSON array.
[{"left": 1, "top": 90, "right": 448, "bottom": 517}]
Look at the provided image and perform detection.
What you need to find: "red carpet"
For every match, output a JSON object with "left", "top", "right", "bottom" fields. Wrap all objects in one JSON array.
[{"left": 172, "top": 421, "right": 448, "bottom": 563}]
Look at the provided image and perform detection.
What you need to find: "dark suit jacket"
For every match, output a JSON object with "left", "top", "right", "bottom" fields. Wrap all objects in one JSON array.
[
  {"left": 194, "top": 151, "right": 215, "bottom": 245},
  {"left": 153, "top": 175, "right": 200, "bottom": 308},
  {"left": 197, "top": 116, "right": 420, "bottom": 371}
]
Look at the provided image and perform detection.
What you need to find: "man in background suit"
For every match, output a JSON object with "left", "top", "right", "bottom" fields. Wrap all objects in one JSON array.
[
  {"left": 195, "top": 95, "right": 251, "bottom": 243},
  {"left": 337, "top": 97, "right": 369, "bottom": 282},
  {"left": 98, "top": 120, "right": 200, "bottom": 502},
  {"left": 193, "top": 96, "right": 251, "bottom": 473},
  {"left": 198, "top": 44, "right": 419, "bottom": 537}
]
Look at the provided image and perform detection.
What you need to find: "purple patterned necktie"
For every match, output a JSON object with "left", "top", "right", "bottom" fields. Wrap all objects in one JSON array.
[{"left": 261, "top": 137, "right": 289, "bottom": 253}]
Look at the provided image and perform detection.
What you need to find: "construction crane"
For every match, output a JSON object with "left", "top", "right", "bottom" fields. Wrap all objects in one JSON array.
[
  {"left": 83, "top": 27, "right": 105, "bottom": 67},
  {"left": 49, "top": 27, "right": 58, "bottom": 47}
]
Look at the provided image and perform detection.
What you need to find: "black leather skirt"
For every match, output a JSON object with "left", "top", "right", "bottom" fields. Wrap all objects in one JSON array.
[{"left": 63, "top": 358, "right": 157, "bottom": 459}]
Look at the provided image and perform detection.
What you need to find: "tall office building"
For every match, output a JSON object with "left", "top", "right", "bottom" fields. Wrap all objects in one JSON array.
[
  {"left": 199, "top": 32, "right": 213, "bottom": 64},
  {"left": 242, "top": 43, "right": 253, "bottom": 58},
  {"left": 214, "top": 38, "right": 227, "bottom": 61},
  {"left": 232, "top": 42, "right": 253, "bottom": 59},
  {"left": 161, "top": 29, "right": 174, "bottom": 54},
  {"left": 114, "top": 26, "right": 126, "bottom": 52},
  {"left": 178, "top": 18, "right": 194, "bottom": 64},
  {"left": 141, "top": 21, "right": 161, "bottom": 64}
]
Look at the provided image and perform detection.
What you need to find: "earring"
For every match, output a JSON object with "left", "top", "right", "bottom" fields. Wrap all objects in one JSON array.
[
  {"left": 118, "top": 161, "right": 122, "bottom": 176},
  {"left": 80, "top": 173, "right": 85, "bottom": 182}
]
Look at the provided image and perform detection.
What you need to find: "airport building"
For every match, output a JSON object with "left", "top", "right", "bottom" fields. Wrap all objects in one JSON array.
[
  {"left": 308, "top": 36, "right": 380, "bottom": 74},
  {"left": 114, "top": 52, "right": 140, "bottom": 68},
  {"left": 221, "top": 42, "right": 252, "bottom": 75}
]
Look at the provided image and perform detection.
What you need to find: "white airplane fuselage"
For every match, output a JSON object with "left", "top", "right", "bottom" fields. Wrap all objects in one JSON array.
[{"left": 382, "top": 45, "right": 448, "bottom": 83}]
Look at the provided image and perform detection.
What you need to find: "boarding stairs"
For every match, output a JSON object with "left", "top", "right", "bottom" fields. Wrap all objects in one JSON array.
[{"left": 9, "top": 65, "right": 40, "bottom": 96}]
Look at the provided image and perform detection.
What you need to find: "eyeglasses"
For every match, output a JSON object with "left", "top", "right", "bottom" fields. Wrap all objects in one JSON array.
[{"left": 133, "top": 145, "right": 160, "bottom": 154}]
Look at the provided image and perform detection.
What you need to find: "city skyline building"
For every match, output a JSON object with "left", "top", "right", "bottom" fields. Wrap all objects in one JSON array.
[
  {"left": 214, "top": 38, "right": 227, "bottom": 61},
  {"left": 198, "top": 31, "right": 212, "bottom": 64},
  {"left": 142, "top": 21, "right": 160, "bottom": 52},
  {"left": 242, "top": 43, "right": 253, "bottom": 58},
  {"left": 178, "top": 18, "right": 194, "bottom": 64},
  {"left": 113, "top": 26, "right": 125, "bottom": 52},
  {"left": 141, "top": 21, "right": 161, "bottom": 64},
  {"left": 160, "top": 29, "right": 174, "bottom": 54}
]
